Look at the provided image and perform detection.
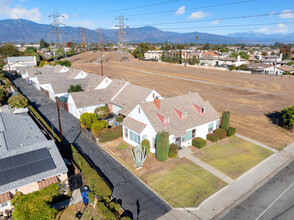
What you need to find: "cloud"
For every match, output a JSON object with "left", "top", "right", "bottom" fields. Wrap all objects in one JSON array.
[
  {"left": 175, "top": 6, "right": 185, "bottom": 15},
  {"left": 209, "top": 20, "right": 219, "bottom": 25},
  {"left": 188, "top": 11, "right": 210, "bottom": 19},
  {"left": 0, "top": 0, "right": 41, "bottom": 22},
  {"left": 269, "top": 11, "right": 275, "bottom": 17},
  {"left": 279, "top": 9, "right": 294, "bottom": 19},
  {"left": 257, "top": 23, "right": 290, "bottom": 34}
]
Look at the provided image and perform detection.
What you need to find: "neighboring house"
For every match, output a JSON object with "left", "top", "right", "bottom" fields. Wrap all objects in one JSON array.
[
  {"left": 247, "top": 63, "right": 272, "bottom": 73},
  {"left": 111, "top": 84, "right": 162, "bottom": 116},
  {"left": 0, "top": 112, "right": 68, "bottom": 213},
  {"left": 276, "top": 65, "right": 294, "bottom": 74},
  {"left": 218, "top": 56, "right": 247, "bottom": 67},
  {"left": 122, "top": 93, "right": 220, "bottom": 153},
  {"left": 198, "top": 56, "right": 219, "bottom": 66},
  {"left": 68, "top": 79, "right": 129, "bottom": 119},
  {"left": 262, "top": 65, "right": 294, "bottom": 76},
  {"left": 144, "top": 50, "right": 162, "bottom": 60},
  {"left": 259, "top": 54, "right": 282, "bottom": 65},
  {"left": 5, "top": 56, "right": 37, "bottom": 70}
]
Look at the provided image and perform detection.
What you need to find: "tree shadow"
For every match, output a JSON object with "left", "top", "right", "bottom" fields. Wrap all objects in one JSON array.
[{"left": 265, "top": 111, "right": 284, "bottom": 128}]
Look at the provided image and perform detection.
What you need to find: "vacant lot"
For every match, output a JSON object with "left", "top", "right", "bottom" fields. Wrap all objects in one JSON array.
[
  {"left": 69, "top": 52, "right": 294, "bottom": 149},
  {"left": 193, "top": 136, "right": 274, "bottom": 179}
]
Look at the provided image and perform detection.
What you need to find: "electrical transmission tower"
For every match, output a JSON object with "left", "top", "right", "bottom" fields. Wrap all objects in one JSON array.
[
  {"left": 80, "top": 28, "right": 86, "bottom": 50},
  {"left": 115, "top": 16, "right": 128, "bottom": 52},
  {"left": 97, "top": 28, "right": 104, "bottom": 76},
  {"left": 88, "top": 29, "right": 92, "bottom": 51},
  {"left": 49, "top": 11, "right": 67, "bottom": 61}
]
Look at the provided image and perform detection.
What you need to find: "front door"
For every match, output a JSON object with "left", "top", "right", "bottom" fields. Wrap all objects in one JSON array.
[{"left": 175, "top": 137, "right": 181, "bottom": 147}]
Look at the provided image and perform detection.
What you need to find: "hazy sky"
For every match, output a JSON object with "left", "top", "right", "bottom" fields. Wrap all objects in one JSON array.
[{"left": 0, "top": 0, "right": 293, "bottom": 35}]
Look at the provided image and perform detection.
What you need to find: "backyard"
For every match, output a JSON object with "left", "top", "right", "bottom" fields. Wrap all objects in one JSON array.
[{"left": 193, "top": 136, "right": 274, "bottom": 179}]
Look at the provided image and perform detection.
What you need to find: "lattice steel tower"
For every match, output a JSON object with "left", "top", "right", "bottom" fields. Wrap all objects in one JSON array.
[
  {"left": 49, "top": 11, "right": 67, "bottom": 61},
  {"left": 115, "top": 16, "right": 128, "bottom": 51}
]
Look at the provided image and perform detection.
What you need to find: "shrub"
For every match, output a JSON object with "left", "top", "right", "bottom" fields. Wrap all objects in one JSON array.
[
  {"left": 116, "top": 116, "right": 123, "bottom": 124},
  {"left": 114, "top": 203, "right": 121, "bottom": 212},
  {"left": 102, "top": 196, "right": 111, "bottom": 203},
  {"left": 220, "top": 111, "right": 231, "bottom": 130},
  {"left": 96, "top": 202, "right": 116, "bottom": 220},
  {"left": 109, "top": 201, "right": 115, "bottom": 210},
  {"left": 80, "top": 113, "right": 98, "bottom": 130},
  {"left": 0, "top": 88, "right": 9, "bottom": 103},
  {"left": 227, "top": 127, "right": 236, "bottom": 136},
  {"left": 98, "top": 125, "right": 123, "bottom": 142},
  {"left": 92, "top": 120, "right": 108, "bottom": 138},
  {"left": 5, "top": 79, "right": 11, "bottom": 88},
  {"left": 53, "top": 60, "right": 71, "bottom": 67},
  {"left": 67, "top": 84, "right": 82, "bottom": 93},
  {"left": 229, "top": 64, "right": 236, "bottom": 71},
  {"left": 156, "top": 132, "right": 169, "bottom": 162},
  {"left": 206, "top": 133, "right": 219, "bottom": 142},
  {"left": 168, "top": 143, "right": 178, "bottom": 158},
  {"left": 283, "top": 71, "right": 291, "bottom": 75},
  {"left": 95, "top": 106, "right": 110, "bottom": 120},
  {"left": 192, "top": 137, "right": 207, "bottom": 149},
  {"left": 282, "top": 106, "right": 294, "bottom": 130},
  {"left": 213, "top": 128, "right": 227, "bottom": 139},
  {"left": 88, "top": 191, "right": 96, "bottom": 204},
  {"left": 141, "top": 139, "right": 151, "bottom": 154},
  {"left": 8, "top": 94, "right": 28, "bottom": 108},
  {"left": 120, "top": 217, "right": 132, "bottom": 220}
]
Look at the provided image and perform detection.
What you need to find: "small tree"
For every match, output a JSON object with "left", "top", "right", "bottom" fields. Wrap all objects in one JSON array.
[
  {"left": 141, "top": 139, "right": 151, "bottom": 154},
  {"left": 131, "top": 144, "right": 148, "bottom": 169},
  {"left": 116, "top": 116, "right": 123, "bottom": 124},
  {"left": 92, "top": 120, "right": 108, "bottom": 138},
  {"left": 8, "top": 95, "right": 28, "bottom": 108},
  {"left": 220, "top": 111, "right": 231, "bottom": 130},
  {"left": 95, "top": 106, "right": 110, "bottom": 120},
  {"left": 0, "top": 88, "right": 9, "bottom": 104},
  {"left": 282, "top": 106, "right": 294, "bottom": 130},
  {"left": 229, "top": 65, "right": 236, "bottom": 71},
  {"left": 68, "top": 84, "right": 82, "bottom": 93},
  {"left": 80, "top": 112, "right": 98, "bottom": 130},
  {"left": 168, "top": 143, "right": 178, "bottom": 158},
  {"left": 156, "top": 132, "right": 169, "bottom": 162}
]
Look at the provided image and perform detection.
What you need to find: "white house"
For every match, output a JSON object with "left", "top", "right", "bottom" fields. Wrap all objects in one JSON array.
[
  {"left": 144, "top": 50, "right": 163, "bottom": 60},
  {"left": 264, "top": 65, "right": 294, "bottom": 76},
  {"left": 5, "top": 56, "right": 37, "bottom": 70},
  {"left": 218, "top": 56, "right": 247, "bottom": 67},
  {"left": 123, "top": 93, "right": 220, "bottom": 153}
]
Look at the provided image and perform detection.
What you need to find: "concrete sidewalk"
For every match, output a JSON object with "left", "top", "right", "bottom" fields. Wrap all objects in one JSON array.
[{"left": 160, "top": 141, "right": 294, "bottom": 220}]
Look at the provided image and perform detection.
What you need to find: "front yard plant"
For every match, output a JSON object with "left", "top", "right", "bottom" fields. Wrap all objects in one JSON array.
[
  {"left": 156, "top": 132, "right": 170, "bottom": 162},
  {"left": 168, "top": 143, "right": 178, "bottom": 158},
  {"left": 220, "top": 111, "right": 231, "bottom": 130},
  {"left": 95, "top": 106, "right": 110, "bottom": 120},
  {"left": 192, "top": 137, "right": 207, "bottom": 149},
  {"left": 207, "top": 133, "right": 219, "bottom": 142},
  {"left": 80, "top": 112, "right": 98, "bottom": 130},
  {"left": 282, "top": 106, "right": 294, "bottom": 130},
  {"left": 141, "top": 139, "right": 151, "bottom": 154},
  {"left": 92, "top": 120, "right": 108, "bottom": 138},
  {"left": 227, "top": 127, "right": 237, "bottom": 136},
  {"left": 213, "top": 128, "right": 227, "bottom": 139}
]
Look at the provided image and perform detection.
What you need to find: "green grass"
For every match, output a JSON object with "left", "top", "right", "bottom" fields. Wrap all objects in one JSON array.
[
  {"left": 117, "top": 143, "right": 129, "bottom": 150},
  {"left": 141, "top": 159, "right": 227, "bottom": 207},
  {"left": 196, "top": 136, "right": 274, "bottom": 179}
]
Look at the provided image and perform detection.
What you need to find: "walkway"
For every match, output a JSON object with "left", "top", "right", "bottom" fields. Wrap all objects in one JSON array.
[
  {"left": 178, "top": 148, "right": 234, "bottom": 184},
  {"left": 13, "top": 77, "right": 171, "bottom": 220}
]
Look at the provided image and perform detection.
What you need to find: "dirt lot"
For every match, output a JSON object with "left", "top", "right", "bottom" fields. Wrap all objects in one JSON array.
[{"left": 69, "top": 52, "right": 294, "bottom": 149}]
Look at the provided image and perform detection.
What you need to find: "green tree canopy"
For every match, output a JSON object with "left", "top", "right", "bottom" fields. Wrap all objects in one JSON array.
[
  {"left": 132, "top": 43, "right": 150, "bottom": 59},
  {"left": 53, "top": 60, "right": 72, "bottom": 67},
  {"left": 156, "top": 132, "right": 169, "bottom": 162},
  {"left": 239, "top": 52, "right": 249, "bottom": 60},
  {"left": 95, "top": 106, "right": 110, "bottom": 120},
  {"left": 0, "top": 44, "right": 20, "bottom": 58},
  {"left": 0, "top": 88, "right": 9, "bottom": 103},
  {"left": 40, "top": 38, "right": 49, "bottom": 49},
  {"left": 203, "top": 43, "right": 211, "bottom": 50},
  {"left": 67, "top": 84, "right": 82, "bottom": 93},
  {"left": 11, "top": 183, "right": 60, "bottom": 220},
  {"left": 8, "top": 94, "right": 28, "bottom": 108},
  {"left": 220, "top": 111, "right": 231, "bottom": 130},
  {"left": 283, "top": 106, "right": 294, "bottom": 130}
]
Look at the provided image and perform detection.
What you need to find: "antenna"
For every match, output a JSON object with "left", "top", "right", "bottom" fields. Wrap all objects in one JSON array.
[
  {"left": 49, "top": 11, "right": 67, "bottom": 61},
  {"left": 115, "top": 15, "right": 128, "bottom": 52}
]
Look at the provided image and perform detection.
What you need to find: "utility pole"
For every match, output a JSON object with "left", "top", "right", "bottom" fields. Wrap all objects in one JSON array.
[
  {"left": 80, "top": 28, "right": 86, "bottom": 51},
  {"left": 49, "top": 11, "right": 67, "bottom": 61},
  {"left": 97, "top": 28, "right": 104, "bottom": 76},
  {"left": 88, "top": 30, "right": 92, "bottom": 52},
  {"left": 55, "top": 97, "right": 63, "bottom": 144},
  {"left": 115, "top": 15, "right": 128, "bottom": 52}
]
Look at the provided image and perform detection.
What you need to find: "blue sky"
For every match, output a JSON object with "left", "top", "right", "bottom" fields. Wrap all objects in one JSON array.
[{"left": 0, "top": 0, "right": 293, "bottom": 35}]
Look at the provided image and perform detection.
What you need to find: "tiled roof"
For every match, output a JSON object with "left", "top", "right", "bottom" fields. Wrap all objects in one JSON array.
[
  {"left": 123, "top": 117, "right": 147, "bottom": 134},
  {"left": 277, "top": 65, "right": 294, "bottom": 72},
  {"left": 50, "top": 78, "right": 88, "bottom": 94},
  {"left": 140, "top": 93, "right": 219, "bottom": 137},
  {"left": 112, "top": 84, "right": 153, "bottom": 116}
]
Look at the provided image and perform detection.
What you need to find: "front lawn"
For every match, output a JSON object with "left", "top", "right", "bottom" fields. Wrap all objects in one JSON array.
[
  {"left": 194, "top": 136, "right": 274, "bottom": 179},
  {"left": 140, "top": 158, "right": 227, "bottom": 207}
]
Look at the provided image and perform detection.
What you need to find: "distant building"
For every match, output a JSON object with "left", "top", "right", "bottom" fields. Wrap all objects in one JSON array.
[
  {"left": 144, "top": 50, "right": 162, "bottom": 60},
  {"left": 0, "top": 112, "right": 68, "bottom": 214},
  {"left": 5, "top": 56, "right": 37, "bottom": 70}
]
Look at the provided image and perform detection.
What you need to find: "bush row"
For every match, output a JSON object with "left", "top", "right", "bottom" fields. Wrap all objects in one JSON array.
[{"left": 98, "top": 125, "right": 123, "bottom": 143}]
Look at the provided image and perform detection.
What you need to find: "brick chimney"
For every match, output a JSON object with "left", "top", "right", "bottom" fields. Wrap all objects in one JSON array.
[{"left": 154, "top": 98, "right": 160, "bottom": 109}]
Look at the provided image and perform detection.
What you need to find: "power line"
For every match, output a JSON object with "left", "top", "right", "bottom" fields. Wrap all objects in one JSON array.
[
  {"left": 115, "top": 16, "right": 128, "bottom": 51},
  {"left": 49, "top": 11, "right": 67, "bottom": 61},
  {"left": 128, "top": 11, "right": 294, "bottom": 27},
  {"left": 126, "top": 0, "right": 257, "bottom": 17}
]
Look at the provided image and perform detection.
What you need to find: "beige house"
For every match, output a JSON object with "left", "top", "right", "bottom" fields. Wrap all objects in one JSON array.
[{"left": 0, "top": 112, "right": 68, "bottom": 215}]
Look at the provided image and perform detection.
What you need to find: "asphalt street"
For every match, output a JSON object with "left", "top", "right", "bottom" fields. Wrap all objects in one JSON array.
[
  {"left": 13, "top": 77, "right": 171, "bottom": 220},
  {"left": 219, "top": 159, "right": 294, "bottom": 220}
]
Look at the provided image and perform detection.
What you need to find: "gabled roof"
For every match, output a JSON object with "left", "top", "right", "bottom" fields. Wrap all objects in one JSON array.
[
  {"left": 50, "top": 78, "right": 89, "bottom": 94},
  {"left": 112, "top": 84, "right": 154, "bottom": 116},
  {"left": 220, "top": 57, "right": 247, "bottom": 61},
  {"left": 84, "top": 74, "right": 106, "bottom": 90},
  {"left": 277, "top": 65, "right": 294, "bottom": 72},
  {"left": 139, "top": 93, "right": 219, "bottom": 137},
  {"left": 123, "top": 117, "right": 147, "bottom": 134}
]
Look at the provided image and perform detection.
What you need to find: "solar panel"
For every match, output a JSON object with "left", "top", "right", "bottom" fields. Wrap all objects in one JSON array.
[
  {"left": 0, "top": 148, "right": 56, "bottom": 187},
  {"left": 13, "top": 154, "right": 27, "bottom": 167},
  {"left": 0, "top": 157, "right": 14, "bottom": 172},
  {"left": 15, "top": 165, "right": 31, "bottom": 179}
]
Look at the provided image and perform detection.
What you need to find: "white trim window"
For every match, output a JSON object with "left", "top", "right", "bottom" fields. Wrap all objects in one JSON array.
[{"left": 130, "top": 130, "right": 141, "bottom": 145}]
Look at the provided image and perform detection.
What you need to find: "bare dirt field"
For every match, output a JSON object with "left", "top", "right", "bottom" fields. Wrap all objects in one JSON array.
[{"left": 68, "top": 52, "right": 294, "bottom": 149}]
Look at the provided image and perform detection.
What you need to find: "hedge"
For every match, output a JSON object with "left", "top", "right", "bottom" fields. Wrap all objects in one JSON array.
[
  {"left": 71, "top": 145, "right": 112, "bottom": 198},
  {"left": 207, "top": 133, "right": 219, "bottom": 142},
  {"left": 192, "top": 137, "right": 207, "bottom": 149},
  {"left": 213, "top": 128, "right": 227, "bottom": 139},
  {"left": 80, "top": 113, "right": 98, "bottom": 130},
  {"left": 98, "top": 125, "right": 123, "bottom": 143},
  {"left": 168, "top": 143, "right": 178, "bottom": 158},
  {"left": 227, "top": 127, "right": 236, "bottom": 136},
  {"left": 96, "top": 202, "right": 116, "bottom": 220},
  {"left": 92, "top": 120, "right": 108, "bottom": 138}
]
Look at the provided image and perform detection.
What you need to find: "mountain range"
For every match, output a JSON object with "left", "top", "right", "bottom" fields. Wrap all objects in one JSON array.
[{"left": 0, "top": 19, "right": 292, "bottom": 44}]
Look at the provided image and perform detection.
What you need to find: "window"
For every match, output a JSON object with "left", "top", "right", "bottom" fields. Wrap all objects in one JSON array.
[
  {"left": 153, "top": 93, "right": 155, "bottom": 98},
  {"left": 192, "top": 129, "right": 196, "bottom": 138},
  {"left": 142, "top": 135, "right": 147, "bottom": 140},
  {"left": 208, "top": 123, "right": 214, "bottom": 133},
  {"left": 125, "top": 127, "right": 128, "bottom": 138},
  {"left": 181, "top": 135, "right": 185, "bottom": 142},
  {"left": 130, "top": 130, "right": 140, "bottom": 144},
  {"left": 138, "top": 108, "right": 141, "bottom": 114},
  {"left": 186, "top": 130, "right": 192, "bottom": 141},
  {"left": 201, "top": 108, "right": 205, "bottom": 114}
]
